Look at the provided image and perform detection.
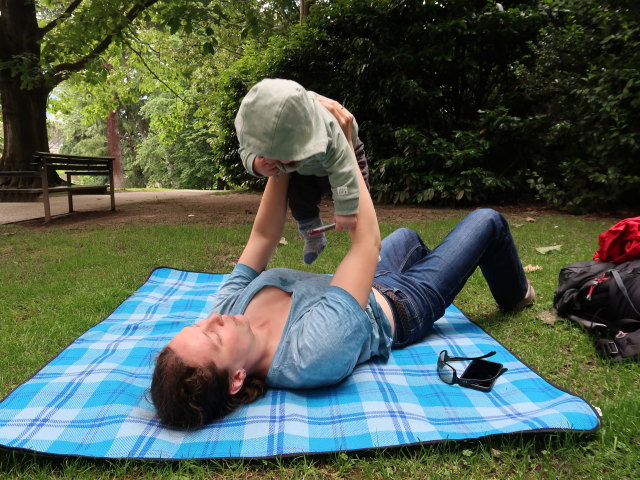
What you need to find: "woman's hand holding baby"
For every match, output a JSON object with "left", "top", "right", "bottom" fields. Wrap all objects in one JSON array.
[{"left": 317, "top": 97, "right": 354, "bottom": 145}]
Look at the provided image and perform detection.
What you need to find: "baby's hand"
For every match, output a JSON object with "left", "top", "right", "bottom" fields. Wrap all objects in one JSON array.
[
  {"left": 334, "top": 214, "right": 357, "bottom": 231},
  {"left": 253, "top": 155, "right": 280, "bottom": 177}
]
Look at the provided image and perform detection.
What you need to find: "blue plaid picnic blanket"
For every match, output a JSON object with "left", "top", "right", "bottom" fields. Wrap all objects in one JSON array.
[{"left": 0, "top": 268, "right": 600, "bottom": 459}]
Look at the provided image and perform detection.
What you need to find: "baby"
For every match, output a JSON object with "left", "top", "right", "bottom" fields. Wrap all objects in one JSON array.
[{"left": 235, "top": 78, "right": 370, "bottom": 264}]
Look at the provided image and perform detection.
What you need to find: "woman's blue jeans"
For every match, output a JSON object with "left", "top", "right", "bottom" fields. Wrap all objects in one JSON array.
[{"left": 373, "top": 208, "right": 528, "bottom": 347}]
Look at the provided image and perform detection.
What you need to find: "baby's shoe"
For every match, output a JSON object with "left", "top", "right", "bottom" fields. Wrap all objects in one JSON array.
[{"left": 297, "top": 217, "right": 327, "bottom": 265}]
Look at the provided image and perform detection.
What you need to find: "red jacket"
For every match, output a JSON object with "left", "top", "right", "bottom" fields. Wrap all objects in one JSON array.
[{"left": 594, "top": 216, "right": 640, "bottom": 263}]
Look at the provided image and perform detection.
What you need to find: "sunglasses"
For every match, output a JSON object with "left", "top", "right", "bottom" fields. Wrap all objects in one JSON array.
[{"left": 437, "top": 350, "right": 507, "bottom": 392}]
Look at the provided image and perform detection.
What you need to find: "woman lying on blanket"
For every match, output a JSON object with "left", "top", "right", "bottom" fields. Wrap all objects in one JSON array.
[{"left": 150, "top": 101, "right": 536, "bottom": 428}]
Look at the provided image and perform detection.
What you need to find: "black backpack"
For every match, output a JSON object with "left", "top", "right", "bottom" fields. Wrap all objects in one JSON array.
[{"left": 553, "top": 259, "right": 640, "bottom": 360}]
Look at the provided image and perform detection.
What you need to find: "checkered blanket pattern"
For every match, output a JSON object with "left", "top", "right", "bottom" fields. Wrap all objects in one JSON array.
[{"left": 0, "top": 268, "right": 600, "bottom": 459}]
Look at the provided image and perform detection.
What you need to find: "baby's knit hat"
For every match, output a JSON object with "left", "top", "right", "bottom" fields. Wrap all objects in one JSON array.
[{"left": 235, "top": 78, "right": 329, "bottom": 176}]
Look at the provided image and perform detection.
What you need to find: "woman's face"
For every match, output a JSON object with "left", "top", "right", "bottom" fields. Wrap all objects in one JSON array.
[{"left": 168, "top": 313, "right": 254, "bottom": 373}]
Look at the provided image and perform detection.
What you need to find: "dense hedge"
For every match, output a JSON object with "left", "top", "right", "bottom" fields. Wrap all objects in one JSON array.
[{"left": 207, "top": 0, "right": 640, "bottom": 212}]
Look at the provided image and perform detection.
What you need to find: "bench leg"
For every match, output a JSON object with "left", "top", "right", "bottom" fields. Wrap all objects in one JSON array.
[
  {"left": 41, "top": 169, "right": 51, "bottom": 223},
  {"left": 67, "top": 173, "right": 74, "bottom": 213},
  {"left": 109, "top": 169, "right": 116, "bottom": 211}
]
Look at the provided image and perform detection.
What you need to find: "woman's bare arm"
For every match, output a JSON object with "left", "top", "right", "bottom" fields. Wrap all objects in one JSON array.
[
  {"left": 319, "top": 99, "right": 381, "bottom": 309},
  {"left": 237, "top": 174, "right": 290, "bottom": 272}
]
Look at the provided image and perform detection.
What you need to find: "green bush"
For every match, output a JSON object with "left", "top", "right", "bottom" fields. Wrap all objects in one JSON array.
[
  {"left": 204, "top": 0, "right": 639, "bottom": 212},
  {"left": 513, "top": 0, "right": 640, "bottom": 211},
  {"left": 207, "top": 0, "right": 543, "bottom": 200}
]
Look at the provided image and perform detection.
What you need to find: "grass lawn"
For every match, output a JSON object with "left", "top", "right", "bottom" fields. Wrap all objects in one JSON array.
[{"left": 0, "top": 205, "right": 638, "bottom": 479}]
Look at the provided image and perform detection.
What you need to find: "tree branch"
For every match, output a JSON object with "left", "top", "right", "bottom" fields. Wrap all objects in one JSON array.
[
  {"left": 50, "top": 0, "right": 160, "bottom": 84},
  {"left": 125, "top": 32, "right": 190, "bottom": 104},
  {"left": 38, "top": 0, "right": 85, "bottom": 38}
]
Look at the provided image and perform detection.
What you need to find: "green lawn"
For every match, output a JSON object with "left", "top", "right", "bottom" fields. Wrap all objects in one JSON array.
[{"left": 0, "top": 207, "right": 638, "bottom": 479}]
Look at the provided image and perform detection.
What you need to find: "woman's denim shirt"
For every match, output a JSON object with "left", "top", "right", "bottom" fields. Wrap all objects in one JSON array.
[{"left": 210, "top": 264, "right": 393, "bottom": 389}]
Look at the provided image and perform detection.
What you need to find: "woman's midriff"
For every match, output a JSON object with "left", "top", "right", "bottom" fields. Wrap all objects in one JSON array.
[{"left": 372, "top": 288, "right": 395, "bottom": 336}]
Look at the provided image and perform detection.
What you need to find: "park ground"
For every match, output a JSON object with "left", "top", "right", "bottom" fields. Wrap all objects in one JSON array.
[{"left": 1, "top": 189, "right": 633, "bottom": 229}]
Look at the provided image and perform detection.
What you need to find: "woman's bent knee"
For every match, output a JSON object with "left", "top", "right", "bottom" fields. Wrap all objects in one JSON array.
[
  {"left": 467, "top": 208, "right": 508, "bottom": 232},
  {"left": 469, "top": 208, "right": 501, "bottom": 221},
  {"left": 386, "top": 227, "right": 419, "bottom": 243}
]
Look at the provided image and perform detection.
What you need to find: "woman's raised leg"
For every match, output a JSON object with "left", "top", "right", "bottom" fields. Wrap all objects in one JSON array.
[
  {"left": 375, "top": 209, "right": 530, "bottom": 346},
  {"left": 402, "top": 208, "right": 529, "bottom": 313}
]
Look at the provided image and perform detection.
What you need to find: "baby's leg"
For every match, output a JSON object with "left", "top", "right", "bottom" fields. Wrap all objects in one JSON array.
[{"left": 288, "top": 173, "right": 328, "bottom": 264}]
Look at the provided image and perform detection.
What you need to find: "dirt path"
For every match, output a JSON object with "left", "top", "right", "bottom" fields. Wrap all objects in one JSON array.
[
  {"left": 0, "top": 190, "right": 216, "bottom": 225},
  {"left": 0, "top": 189, "right": 627, "bottom": 230},
  {"left": 2, "top": 189, "right": 465, "bottom": 229}
]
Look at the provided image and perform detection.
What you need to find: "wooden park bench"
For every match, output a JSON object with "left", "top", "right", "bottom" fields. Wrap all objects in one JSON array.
[{"left": 0, "top": 152, "right": 116, "bottom": 223}]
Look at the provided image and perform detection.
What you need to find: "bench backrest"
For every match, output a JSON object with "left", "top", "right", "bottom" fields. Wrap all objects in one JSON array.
[{"left": 33, "top": 152, "right": 114, "bottom": 172}]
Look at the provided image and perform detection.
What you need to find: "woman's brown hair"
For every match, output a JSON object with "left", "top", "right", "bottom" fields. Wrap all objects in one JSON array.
[{"left": 150, "top": 346, "right": 267, "bottom": 428}]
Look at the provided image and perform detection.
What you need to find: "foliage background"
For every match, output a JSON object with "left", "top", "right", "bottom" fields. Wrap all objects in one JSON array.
[{"left": 48, "top": 0, "right": 640, "bottom": 212}]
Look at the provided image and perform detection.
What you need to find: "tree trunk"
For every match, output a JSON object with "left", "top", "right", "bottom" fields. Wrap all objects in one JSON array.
[
  {"left": 0, "top": 0, "right": 58, "bottom": 187},
  {"left": 0, "top": 76, "right": 54, "bottom": 187},
  {"left": 1, "top": 0, "right": 161, "bottom": 188},
  {"left": 107, "top": 109, "right": 124, "bottom": 188},
  {"left": 300, "top": 0, "right": 310, "bottom": 22}
]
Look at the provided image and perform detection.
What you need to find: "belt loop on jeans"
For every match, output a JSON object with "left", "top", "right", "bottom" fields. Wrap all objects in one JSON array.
[{"left": 373, "top": 282, "right": 410, "bottom": 345}]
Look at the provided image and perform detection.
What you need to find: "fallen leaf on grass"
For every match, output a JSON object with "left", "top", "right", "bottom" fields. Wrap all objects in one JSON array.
[
  {"left": 279, "top": 237, "right": 288, "bottom": 245},
  {"left": 535, "top": 244, "right": 562, "bottom": 254},
  {"left": 524, "top": 264, "right": 543, "bottom": 272},
  {"left": 526, "top": 217, "right": 536, "bottom": 222},
  {"left": 539, "top": 309, "right": 561, "bottom": 325}
]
